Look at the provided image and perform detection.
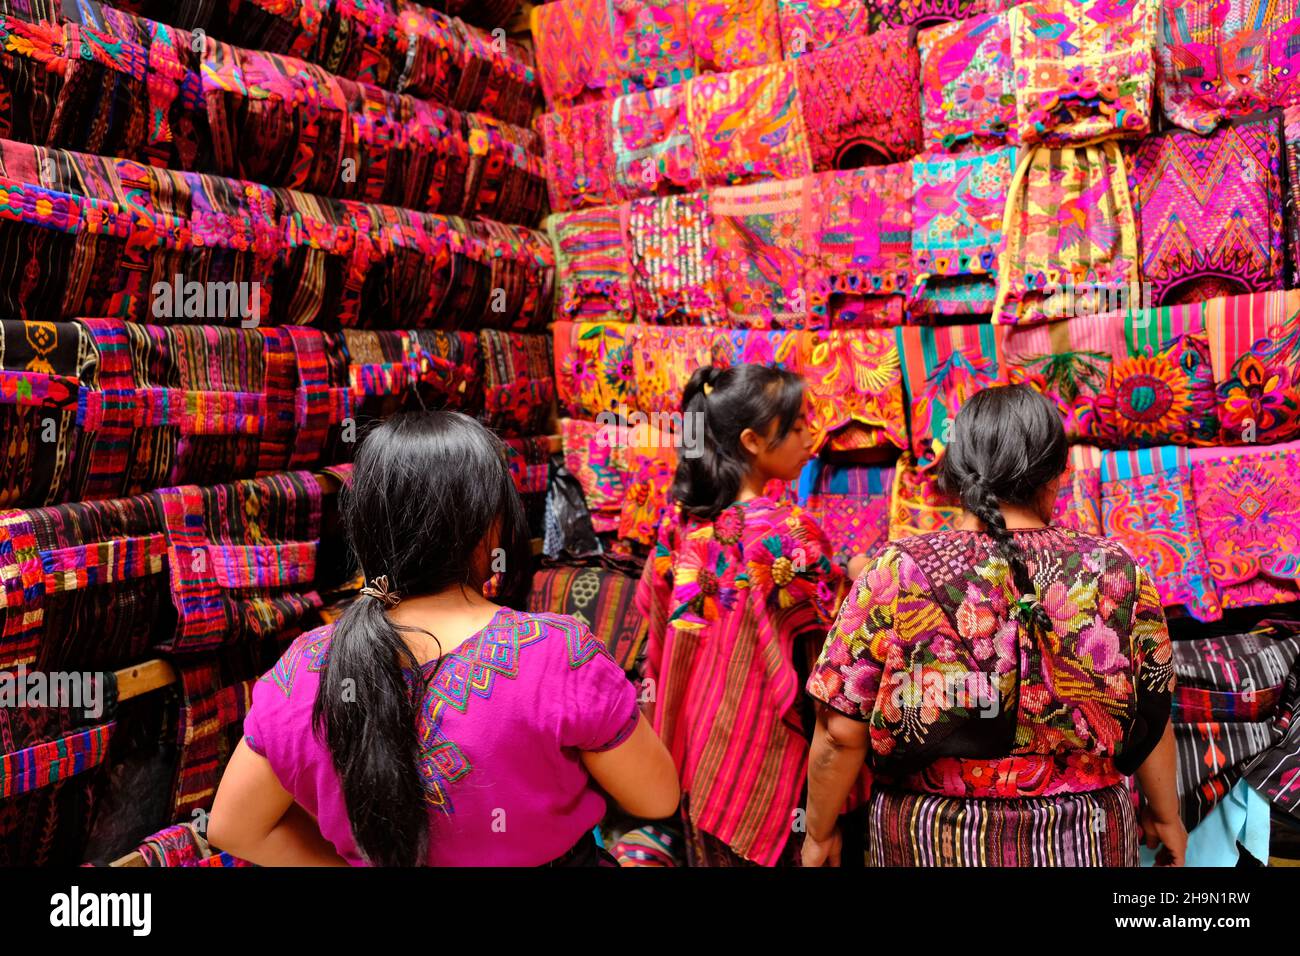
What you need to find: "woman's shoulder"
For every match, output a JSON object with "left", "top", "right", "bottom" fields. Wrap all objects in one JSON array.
[
  {"left": 499, "top": 608, "right": 612, "bottom": 671},
  {"left": 258, "top": 623, "right": 335, "bottom": 703}
]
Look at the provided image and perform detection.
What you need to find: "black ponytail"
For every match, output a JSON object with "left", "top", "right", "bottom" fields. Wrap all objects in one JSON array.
[
  {"left": 937, "top": 385, "right": 1069, "bottom": 625},
  {"left": 311, "top": 411, "right": 531, "bottom": 866},
  {"left": 671, "top": 363, "right": 805, "bottom": 522}
]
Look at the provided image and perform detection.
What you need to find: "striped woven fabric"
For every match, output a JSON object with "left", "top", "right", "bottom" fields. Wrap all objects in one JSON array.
[
  {"left": 152, "top": 472, "right": 322, "bottom": 653},
  {"left": 865, "top": 782, "right": 1140, "bottom": 866},
  {"left": 172, "top": 658, "right": 265, "bottom": 820},
  {"left": 0, "top": 320, "right": 95, "bottom": 509},
  {"left": 479, "top": 330, "right": 555, "bottom": 436},
  {"left": 52, "top": 0, "right": 539, "bottom": 125},
  {"left": 527, "top": 564, "right": 648, "bottom": 672},
  {"left": 612, "top": 822, "right": 684, "bottom": 867},
  {"left": 406, "top": 329, "right": 484, "bottom": 412},
  {"left": 0, "top": 722, "right": 115, "bottom": 865},
  {"left": 1172, "top": 624, "right": 1300, "bottom": 724},
  {"left": 0, "top": 138, "right": 555, "bottom": 330},
  {"left": 134, "top": 822, "right": 251, "bottom": 867},
  {"left": 0, "top": 493, "right": 171, "bottom": 671},
  {"left": 0, "top": 723, "right": 115, "bottom": 801}
]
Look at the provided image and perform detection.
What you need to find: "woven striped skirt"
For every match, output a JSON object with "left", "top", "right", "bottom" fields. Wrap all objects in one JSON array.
[{"left": 866, "top": 784, "right": 1140, "bottom": 867}]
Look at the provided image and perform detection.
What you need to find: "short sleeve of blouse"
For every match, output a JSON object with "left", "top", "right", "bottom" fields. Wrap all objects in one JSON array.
[
  {"left": 558, "top": 624, "right": 640, "bottom": 752},
  {"left": 805, "top": 546, "right": 907, "bottom": 722}
]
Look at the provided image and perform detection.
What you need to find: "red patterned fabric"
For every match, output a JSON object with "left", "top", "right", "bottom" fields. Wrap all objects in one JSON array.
[{"left": 796, "top": 27, "right": 921, "bottom": 169}]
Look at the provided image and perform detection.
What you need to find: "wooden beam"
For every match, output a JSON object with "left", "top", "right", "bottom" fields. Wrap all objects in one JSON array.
[{"left": 115, "top": 659, "right": 177, "bottom": 702}]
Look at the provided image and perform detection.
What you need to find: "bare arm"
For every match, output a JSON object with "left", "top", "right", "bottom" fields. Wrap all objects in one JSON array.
[
  {"left": 803, "top": 706, "right": 869, "bottom": 867},
  {"left": 208, "top": 739, "right": 349, "bottom": 867},
  {"left": 581, "top": 713, "right": 681, "bottom": 820},
  {"left": 1135, "top": 720, "right": 1186, "bottom": 866}
]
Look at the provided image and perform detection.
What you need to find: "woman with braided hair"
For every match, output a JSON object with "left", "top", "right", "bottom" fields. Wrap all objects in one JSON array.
[{"left": 802, "top": 384, "right": 1185, "bottom": 867}]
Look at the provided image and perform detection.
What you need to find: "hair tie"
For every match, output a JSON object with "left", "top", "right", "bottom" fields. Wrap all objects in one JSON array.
[
  {"left": 702, "top": 382, "right": 713, "bottom": 396},
  {"left": 360, "top": 575, "right": 401, "bottom": 609},
  {"left": 1010, "top": 593, "right": 1049, "bottom": 629}
]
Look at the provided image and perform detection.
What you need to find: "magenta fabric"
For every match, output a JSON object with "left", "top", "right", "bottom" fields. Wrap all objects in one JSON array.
[{"left": 242, "top": 607, "right": 639, "bottom": 866}]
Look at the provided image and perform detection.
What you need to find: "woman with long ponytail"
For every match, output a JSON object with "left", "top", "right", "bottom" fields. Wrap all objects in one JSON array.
[
  {"left": 209, "top": 411, "right": 679, "bottom": 866},
  {"left": 802, "top": 385, "right": 1185, "bottom": 868},
  {"left": 636, "top": 363, "right": 863, "bottom": 867}
]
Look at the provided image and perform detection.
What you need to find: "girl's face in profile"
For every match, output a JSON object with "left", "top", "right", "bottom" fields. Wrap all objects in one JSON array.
[{"left": 747, "top": 398, "right": 814, "bottom": 483}]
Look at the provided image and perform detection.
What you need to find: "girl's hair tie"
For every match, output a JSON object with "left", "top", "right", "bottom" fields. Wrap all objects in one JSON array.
[
  {"left": 702, "top": 382, "right": 713, "bottom": 396},
  {"left": 1010, "top": 593, "right": 1049, "bottom": 628},
  {"left": 360, "top": 574, "right": 401, "bottom": 608}
]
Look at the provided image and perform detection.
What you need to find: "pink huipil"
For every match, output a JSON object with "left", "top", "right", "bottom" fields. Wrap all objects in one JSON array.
[{"left": 243, "top": 607, "right": 639, "bottom": 866}]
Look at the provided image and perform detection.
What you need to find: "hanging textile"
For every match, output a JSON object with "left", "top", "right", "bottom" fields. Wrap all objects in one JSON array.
[
  {"left": 171, "top": 658, "right": 260, "bottom": 820},
  {"left": 152, "top": 472, "right": 323, "bottom": 653},
  {"left": 805, "top": 462, "right": 895, "bottom": 567},
  {"left": 616, "top": 432, "right": 678, "bottom": 548},
  {"left": 539, "top": 98, "right": 621, "bottom": 212},
  {"left": 806, "top": 165, "right": 913, "bottom": 328},
  {"left": 629, "top": 325, "right": 730, "bottom": 415},
  {"left": 687, "top": 63, "right": 812, "bottom": 187},
  {"left": 777, "top": 0, "right": 870, "bottom": 57},
  {"left": 1008, "top": 0, "right": 1157, "bottom": 147},
  {"left": 1052, "top": 443, "right": 1103, "bottom": 534},
  {"left": 1099, "top": 445, "right": 1223, "bottom": 621},
  {"left": 1094, "top": 302, "right": 1219, "bottom": 448},
  {"left": 794, "top": 329, "right": 908, "bottom": 453},
  {"left": 710, "top": 178, "right": 811, "bottom": 329},
  {"left": 0, "top": 492, "right": 171, "bottom": 671},
  {"left": 626, "top": 192, "right": 724, "bottom": 325},
  {"left": 0, "top": 722, "right": 114, "bottom": 866},
  {"left": 993, "top": 141, "right": 1140, "bottom": 326},
  {"left": 0, "top": 14, "right": 64, "bottom": 147},
  {"left": 554, "top": 320, "right": 636, "bottom": 419},
  {"left": 1129, "top": 114, "right": 1286, "bottom": 306},
  {"left": 611, "top": 85, "right": 702, "bottom": 198},
  {"left": 0, "top": 319, "right": 95, "bottom": 509},
  {"left": 478, "top": 329, "right": 555, "bottom": 436},
  {"left": 796, "top": 27, "right": 921, "bottom": 169},
  {"left": 870, "top": 0, "right": 1006, "bottom": 28},
  {"left": 405, "top": 328, "right": 483, "bottom": 413},
  {"left": 888, "top": 451, "right": 961, "bottom": 539},
  {"left": 527, "top": 564, "right": 648, "bottom": 671},
  {"left": 909, "top": 145, "right": 1014, "bottom": 317},
  {"left": 284, "top": 327, "right": 353, "bottom": 471},
  {"left": 550, "top": 207, "right": 636, "bottom": 323},
  {"left": 1205, "top": 289, "right": 1300, "bottom": 444},
  {"left": 687, "top": 0, "right": 783, "bottom": 73},
  {"left": 917, "top": 10, "right": 1017, "bottom": 152},
  {"left": 1242, "top": 636, "right": 1300, "bottom": 821},
  {"left": 1003, "top": 312, "right": 1124, "bottom": 443},
  {"left": 342, "top": 329, "right": 414, "bottom": 428},
  {"left": 561, "top": 417, "right": 627, "bottom": 534},
  {"left": 1157, "top": 0, "right": 1300, "bottom": 134},
  {"left": 612, "top": 0, "right": 695, "bottom": 93},
  {"left": 532, "top": 0, "right": 621, "bottom": 108},
  {"left": 1189, "top": 441, "right": 1300, "bottom": 610},
  {"left": 896, "top": 322, "right": 1006, "bottom": 468},
  {"left": 1287, "top": 105, "right": 1300, "bottom": 287}
]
